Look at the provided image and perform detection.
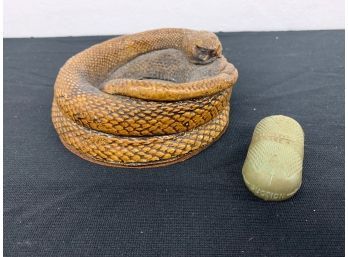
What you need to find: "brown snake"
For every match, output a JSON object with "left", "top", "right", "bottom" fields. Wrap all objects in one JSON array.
[{"left": 51, "top": 28, "right": 238, "bottom": 168}]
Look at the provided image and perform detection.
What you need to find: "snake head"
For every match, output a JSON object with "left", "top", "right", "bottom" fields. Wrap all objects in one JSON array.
[
  {"left": 193, "top": 45, "right": 222, "bottom": 64},
  {"left": 183, "top": 30, "right": 222, "bottom": 65}
]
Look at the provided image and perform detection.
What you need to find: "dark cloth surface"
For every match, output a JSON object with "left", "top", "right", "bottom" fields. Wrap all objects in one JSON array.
[{"left": 4, "top": 31, "right": 344, "bottom": 257}]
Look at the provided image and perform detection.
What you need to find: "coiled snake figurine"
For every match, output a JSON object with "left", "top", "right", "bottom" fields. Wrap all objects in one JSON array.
[{"left": 51, "top": 28, "right": 238, "bottom": 168}]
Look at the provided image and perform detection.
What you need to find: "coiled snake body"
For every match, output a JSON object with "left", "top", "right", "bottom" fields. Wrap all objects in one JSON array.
[{"left": 51, "top": 28, "right": 238, "bottom": 167}]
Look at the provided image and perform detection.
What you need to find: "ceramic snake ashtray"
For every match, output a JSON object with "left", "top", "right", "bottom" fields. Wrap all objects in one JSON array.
[{"left": 51, "top": 28, "right": 238, "bottom": 168}]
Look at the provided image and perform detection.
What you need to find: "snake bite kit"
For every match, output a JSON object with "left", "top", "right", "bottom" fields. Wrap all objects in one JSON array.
[{"left": 242, "top": 115, "right": 304, "bottom": 201}]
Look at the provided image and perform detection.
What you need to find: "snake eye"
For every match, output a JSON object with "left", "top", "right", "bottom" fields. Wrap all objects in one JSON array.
[{"left": 196, "top": 45, "right": 211, "bottom": 55}]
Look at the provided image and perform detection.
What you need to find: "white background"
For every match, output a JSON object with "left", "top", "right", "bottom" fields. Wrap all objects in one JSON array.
[{"left": 4, "top": 0, "right": 345, "bottom": 38}]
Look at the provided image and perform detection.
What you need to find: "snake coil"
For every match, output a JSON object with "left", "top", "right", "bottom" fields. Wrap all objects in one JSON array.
[{"left": 51, "top": 28, "right": 238, "bottom": 167}]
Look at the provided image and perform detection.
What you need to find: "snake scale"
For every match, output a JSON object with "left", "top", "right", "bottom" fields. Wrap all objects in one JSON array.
[{"left": 51, "top": 28, "right": 238, "bottom": 167}]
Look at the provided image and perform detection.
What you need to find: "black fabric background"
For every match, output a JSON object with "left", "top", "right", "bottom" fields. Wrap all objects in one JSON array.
[{"left": 4, "top": 31, "right": 344, "bottom": 257}]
